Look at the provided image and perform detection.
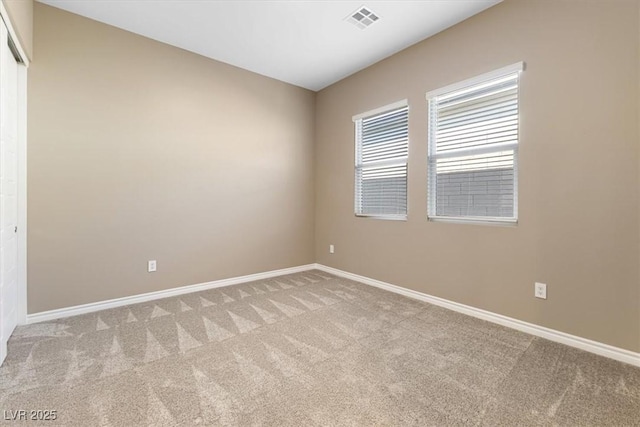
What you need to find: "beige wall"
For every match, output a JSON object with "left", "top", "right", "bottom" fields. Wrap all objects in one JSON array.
[
  {"left": 27, "top": 0, "right": 640, "bottom": 353},
  {"left": 28, "top": 3, "right": 316, "bottom": 313},
  {"left": 315, "top": 0, "right": 640, "bottom": 352},
  {"left": 2, "top": 0, "right": 33, "bottom": 60}
]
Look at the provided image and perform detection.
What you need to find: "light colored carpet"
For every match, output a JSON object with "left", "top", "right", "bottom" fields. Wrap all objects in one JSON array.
[{"left": 1, "top": 270, "right": 639, "bottom": 426}]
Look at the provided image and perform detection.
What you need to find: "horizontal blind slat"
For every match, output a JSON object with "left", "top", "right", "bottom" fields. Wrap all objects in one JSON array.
[
  {"left": 362, "top": 107, "right": 408, "bottom": 126},
  {"left": 362, "top": 127, "right": 409, "bottom": 143},
  {"left": 436, "top": 115, "right": 518, "bottom": 140},
  {"left": 439, "top": 89, "right": 518, "bottom": 119},
  {"left": 362, "top": 146, "right": 409, "bottom": 162},
  {"left": 437, "top": 132, "right": 518, "bottom": 153},
  {"left": 362, "top": 134, "right": 409, "bottom": 147},
  {"left": 438, "top": 98, "right": 517, "bottom": 130},
  {"left": 361, "top": 139, "right": 408, "bottom": 154},
  {"left": 362, "top": 116, "right": 408, "bottom": 133},
  {"left": 438, "top": 77, "right": 518, "bottom": 106}
]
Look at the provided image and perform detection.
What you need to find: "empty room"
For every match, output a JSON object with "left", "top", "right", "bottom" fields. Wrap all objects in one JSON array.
[{"left": 0, "top": 0, "right": 639, "bottom": 425}]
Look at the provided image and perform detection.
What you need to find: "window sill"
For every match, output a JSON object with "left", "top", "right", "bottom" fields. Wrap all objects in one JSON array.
[
  {"left": 428, "top": 216, "right": 517, "bottom": 226},
  {"left": 355, "top": 214, "right": 407, "bottom": 221}
]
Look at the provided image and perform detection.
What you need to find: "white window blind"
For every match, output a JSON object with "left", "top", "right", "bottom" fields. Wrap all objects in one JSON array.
[
  {"left": 354, "top": 101, "right": 409, "bottom": 219},
  {"left": 427, "top": 63, "right": 523, "bottom": 223}
]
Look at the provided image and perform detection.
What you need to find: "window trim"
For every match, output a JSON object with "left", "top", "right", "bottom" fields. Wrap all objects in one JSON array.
[
  {"left": 353, "top": 99, "right": 409, "bottom": 220},
  {"left": 426, "top": 62, "right": 524, "bottom": 225},
  {"left": 425, "top": 62, "right": 524, "bottom": 99},
  {"left": 352, "top": 99, "right": 409, "bottom": 122}
]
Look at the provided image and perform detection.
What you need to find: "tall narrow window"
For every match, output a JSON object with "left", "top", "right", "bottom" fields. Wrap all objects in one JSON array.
[
  {"left": 427, "top": 62, "right": 523, "bottom": 223},
  {"left": 353, "top": 101, "right": 409, "bottom": 219}
]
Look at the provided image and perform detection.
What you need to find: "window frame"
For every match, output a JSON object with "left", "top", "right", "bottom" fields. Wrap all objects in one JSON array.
[
  {"left": 426, "top": 62, "right": 524, "bottom": 225},
  {"left": 353, "top": 99, "right": 409, "bottom": 221}
]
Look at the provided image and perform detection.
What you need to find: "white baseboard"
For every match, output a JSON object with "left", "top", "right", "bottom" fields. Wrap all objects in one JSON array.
[
  {"left": 314, "top": 264, "right": 640, "bottom": 368},
  {"left": 26, "top": 264, "right": 316, "bottom": 324},
  {"left": 25, "top": 262, "right": 640, "bottom": 368}
]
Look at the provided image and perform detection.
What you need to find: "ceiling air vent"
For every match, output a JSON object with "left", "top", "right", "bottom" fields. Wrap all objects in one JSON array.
[{"left": 346, "top": 6, "right": 380, "bottom": 30}]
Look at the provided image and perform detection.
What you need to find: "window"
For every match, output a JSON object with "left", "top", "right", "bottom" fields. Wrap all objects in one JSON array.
[
  {"left": 427, "top": 62, "right": 523, "bottom": 223},
  {"left": 353, "top": 101, "right": 409, "bottom": 219}
]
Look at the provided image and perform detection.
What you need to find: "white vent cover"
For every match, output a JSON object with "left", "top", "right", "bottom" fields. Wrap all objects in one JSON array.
[{"left": 346, "top": 6, "right": 380, "bottom": 30}]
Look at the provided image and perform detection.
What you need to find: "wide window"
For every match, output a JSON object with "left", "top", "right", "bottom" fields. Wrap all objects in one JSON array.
[
  {"left": 427, "top": 62, "right": 523, "bottom": 223},
  {"left": 353, "top": 101, "right": 409, "bottom": 219}
]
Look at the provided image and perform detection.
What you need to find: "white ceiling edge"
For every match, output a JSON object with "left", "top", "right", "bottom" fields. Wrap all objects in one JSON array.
[{"left": 37, "top": 1, "right": 502, "bottom": 91}]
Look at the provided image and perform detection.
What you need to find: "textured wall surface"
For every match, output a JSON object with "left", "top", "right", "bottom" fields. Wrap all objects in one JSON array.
[
  {"left": 315, "top": 0, "right": 640, "bottom": 352},
  {"left": 28, "top": 4, "right": 316, "bottom": 313}
]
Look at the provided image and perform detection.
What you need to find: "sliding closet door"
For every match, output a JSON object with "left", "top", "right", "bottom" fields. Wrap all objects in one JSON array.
[{"left": 0, "top": 20, "right": 19, "bottom": 365}]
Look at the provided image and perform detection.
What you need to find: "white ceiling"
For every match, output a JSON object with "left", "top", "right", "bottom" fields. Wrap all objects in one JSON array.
[{"left": 38, "top": 0, "right": 501, "bottom": 91}]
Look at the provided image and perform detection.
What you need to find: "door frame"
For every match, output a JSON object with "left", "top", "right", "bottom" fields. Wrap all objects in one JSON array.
[
  {"left": 0, "top": 3, "right": 29, "bottom": 328},
  {"left": 16, "top": 55, "right": 26, "bottom": 325}
]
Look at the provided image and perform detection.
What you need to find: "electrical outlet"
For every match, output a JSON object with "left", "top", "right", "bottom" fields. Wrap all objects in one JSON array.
[
  {"left": 148, "top": 260, "right": 157, "bottom": 273},
  {"left": 534, "top": 282, "right": 547, "bottom": 299},
  {"left": 329, "top": 244, "right": 335, "bottom": 254}
]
